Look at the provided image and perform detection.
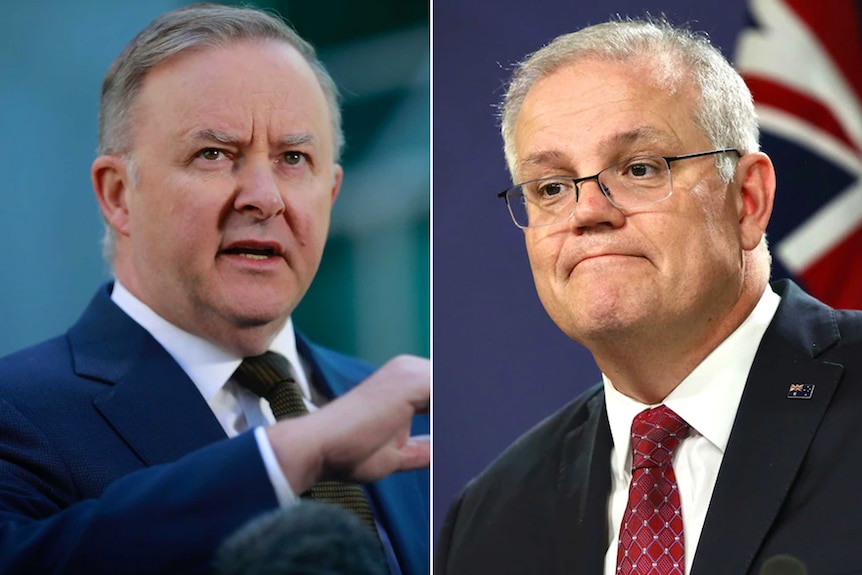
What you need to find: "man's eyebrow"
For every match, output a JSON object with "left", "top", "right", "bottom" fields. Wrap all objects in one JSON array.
[
  {"left": 517, "top": 127, "right": 681, "bottom": 179},
  {"left": 185, "top": 130, "right": 317, "bottom": 148},
  {"left": 521, "top": 150, "right": 570, "bottom": 168},
  {"left": 189, "top": 129, "right": 245, "bottom": 146},
  {"left": 520, "top": 128, "right": 678, "bottom": 167},
  {"left": 276, "top": 133, "right": 316, "bottom": 147}
]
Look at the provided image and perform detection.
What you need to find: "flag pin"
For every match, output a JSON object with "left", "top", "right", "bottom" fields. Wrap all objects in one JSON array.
[{"left": 787, "top": 383, "right": 814, "bottom": 399}]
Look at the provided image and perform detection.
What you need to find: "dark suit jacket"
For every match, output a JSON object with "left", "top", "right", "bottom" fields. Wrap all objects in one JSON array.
[
  {"left": 0, "top": 284, "right": 429, "bottom": 575},
  {"left": 436, "top": 280, "right": 862, "bottom": 575}
]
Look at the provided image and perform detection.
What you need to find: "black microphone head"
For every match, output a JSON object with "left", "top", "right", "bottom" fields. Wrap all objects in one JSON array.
[
  {"left": 214, "top": 501, "right": 388, "bottom": 575},
  {"left": 759, "top": 554, "right": 809, "bottom": 575}
]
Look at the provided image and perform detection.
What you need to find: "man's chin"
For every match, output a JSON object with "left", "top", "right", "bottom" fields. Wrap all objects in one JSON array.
[
  {"left": 230, "top": 303, "right": 292, "bottom": 330},
  {"left": 216, "top": 288, "right": 293, "bottom": 325},
  {"left": 211, "top": 307, "right": 292, "bottom": 357},
  {"left": 545, "top": 289, "right": 648, "bottom": 341}
]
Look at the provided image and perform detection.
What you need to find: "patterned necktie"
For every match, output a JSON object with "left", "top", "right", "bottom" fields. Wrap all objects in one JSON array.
[
  {"left": 616, "top": 405, "right": 691, "bottom": 575},
  {"left": 233, "top": 352, "right": 380, "bottom": 536}
]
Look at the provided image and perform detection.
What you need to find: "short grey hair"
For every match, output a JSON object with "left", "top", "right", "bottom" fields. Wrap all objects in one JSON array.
[
  {"left": 500, "top": 17, "right": 759, "bottom": 182},
  {"left": 98, "top": 3, "right": 344, "bottom": 263},
  {"left": 99, "top": 3, "right": 343, "bottom": 158}
]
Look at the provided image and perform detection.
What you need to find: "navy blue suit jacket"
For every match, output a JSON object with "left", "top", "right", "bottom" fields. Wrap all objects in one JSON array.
[
  {"left": 436, "top": 280, "right": 862, "bottom": 575},
  {"left": 0, "top": 284, "right": 429, "bottom": 574}
]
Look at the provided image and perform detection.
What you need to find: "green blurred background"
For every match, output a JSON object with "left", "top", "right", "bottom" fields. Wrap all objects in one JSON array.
[{"left": 0, "top": 0, "right": 429, "bottom": 364}]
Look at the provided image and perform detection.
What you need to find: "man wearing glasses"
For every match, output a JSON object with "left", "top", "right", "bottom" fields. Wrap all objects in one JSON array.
[{"left": 436, "top": 17, "right": 862, "bottom": 575}]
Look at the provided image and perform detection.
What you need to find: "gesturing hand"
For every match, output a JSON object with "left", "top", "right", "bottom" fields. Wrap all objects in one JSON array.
[{"left": 266, "top": 355, "right": 430, "bottom": 493}]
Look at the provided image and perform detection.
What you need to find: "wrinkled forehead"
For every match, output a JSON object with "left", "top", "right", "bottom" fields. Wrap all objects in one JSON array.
[
  {"left": 131, "top": 40, "right": 333, "bottom": 146},
  {"left": 138, "top": 38, "right": 324, "bottom": 105},
  {"left": 511, "top": 56, "right": 703, "bottom": 176},
  {"left": 512, "top": 56, "right": 701, "bottom": 142}
]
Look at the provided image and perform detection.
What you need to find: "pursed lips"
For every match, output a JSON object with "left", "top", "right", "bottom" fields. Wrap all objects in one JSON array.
[
  {"left": 567, "top": 251, "right": 646, "bottom": 274},
  {"left": 579, "top": 252, "right": 630, "bottom": 263}
]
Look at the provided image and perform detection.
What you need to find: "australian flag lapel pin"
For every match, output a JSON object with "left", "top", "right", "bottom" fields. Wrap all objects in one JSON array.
[{"left": 787, "top": 383, "right": 815, "bottom": 399}]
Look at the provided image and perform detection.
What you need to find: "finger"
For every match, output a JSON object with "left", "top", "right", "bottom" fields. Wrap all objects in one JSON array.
[{"left": 398, "top": 435, "right": 430, "bottom": 471}]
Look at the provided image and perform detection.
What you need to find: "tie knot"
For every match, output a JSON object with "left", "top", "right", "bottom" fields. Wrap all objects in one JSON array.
[
  {"left": 630, "top": 405, "right": 690, "bottom": 470},
  {"left": 233, "top": 351, "right": 294, "bottom": 401}
]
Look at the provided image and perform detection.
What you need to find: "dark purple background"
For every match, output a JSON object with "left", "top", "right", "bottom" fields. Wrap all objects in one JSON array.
[{"left": 432, "top": 0, "right": 750, "bottom": 540}]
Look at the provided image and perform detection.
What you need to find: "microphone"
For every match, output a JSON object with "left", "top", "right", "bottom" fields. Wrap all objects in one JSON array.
[
  {"left": 213, "top": 500, "right": 388, "bottom": 575},
  {"left": 759, "top": 554, "right": 808, "bottom": 575}
]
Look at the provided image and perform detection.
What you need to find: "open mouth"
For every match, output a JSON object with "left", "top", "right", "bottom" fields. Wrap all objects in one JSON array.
[{"left": 221, "top": 246, "right": 278, "bottom": 260}]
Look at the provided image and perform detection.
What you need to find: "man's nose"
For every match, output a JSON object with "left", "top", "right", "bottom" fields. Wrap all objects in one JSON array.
[
  {"left": 235, "top": 160, "right": 285, "bottom": 219},
  {"left": 571, "top": 177, "right": 625, "bottom": 229}
]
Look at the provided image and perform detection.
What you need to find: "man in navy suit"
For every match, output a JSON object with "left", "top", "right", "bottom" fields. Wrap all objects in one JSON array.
[
  {"left": 436, "top": 17, "right": 862, "bottom": 575},
  {"left": 0, "top": 4, "right": 429, "bottom": 574}
]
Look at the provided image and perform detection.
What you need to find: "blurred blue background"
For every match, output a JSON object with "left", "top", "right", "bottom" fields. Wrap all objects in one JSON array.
[{"left": 0, "top": 0, "right": 429, "bottom": 365}]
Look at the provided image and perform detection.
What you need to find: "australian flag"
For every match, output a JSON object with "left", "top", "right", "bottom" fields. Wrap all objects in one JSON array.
[
  {"left": 735, "top": 0, "right": 862, "bottom": 309},
  {"left": 787, "top": 383, "right": 815, "bottom": 398}
]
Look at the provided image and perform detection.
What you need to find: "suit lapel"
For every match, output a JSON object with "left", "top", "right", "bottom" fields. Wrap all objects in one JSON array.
[
  {"left": 555, "top": 389, "right": 612, "bottom": 575},
  {"left": 69, "top": 285, "right": 227, "bottom": 466},
  {"left": 92, "top": 336, "right": 228, "bottom": 465},
  {"left": 692, "top": 282, "right": 844, "bottom": 575}
]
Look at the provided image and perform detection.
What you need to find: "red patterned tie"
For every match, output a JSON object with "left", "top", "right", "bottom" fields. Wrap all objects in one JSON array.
[{"left": 616, "top": 405, "right": 690, "bottom": 575}]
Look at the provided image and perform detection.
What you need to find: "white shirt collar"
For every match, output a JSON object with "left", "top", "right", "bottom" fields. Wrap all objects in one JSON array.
[
  {"left": 110, "top": 280, "right": 312, "bottom": 401},
  {"left": 604, "top": 285, "right": 781, "bottom": 474}
]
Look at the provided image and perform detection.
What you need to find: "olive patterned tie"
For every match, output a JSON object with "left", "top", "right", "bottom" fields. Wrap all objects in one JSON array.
[{"left": 233, "top": 351, "right": 380, "bottom": 536}]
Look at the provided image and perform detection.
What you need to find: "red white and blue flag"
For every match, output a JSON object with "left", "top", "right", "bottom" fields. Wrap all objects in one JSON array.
[{"left": 735, "top": 0, "right": 862, "bottom": 309}]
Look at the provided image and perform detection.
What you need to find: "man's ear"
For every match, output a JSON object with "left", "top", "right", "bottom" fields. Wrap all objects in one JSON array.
[
  {"left": 735, "top": 151, "right": 776, "bottom": 250},
  {"left": 330, "top": 163, "right": 343, "bottom": 205},
  {"left": 92, "top": 155, "right": 133, "bottom": 237}
]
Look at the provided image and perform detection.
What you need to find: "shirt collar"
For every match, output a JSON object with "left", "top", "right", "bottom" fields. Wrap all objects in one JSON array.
[
  {"left": 604, "top": 285, "right": 781, "bottom": 474},
  {"left": 110, "top": 280, "right": 312, "bottom": 402}
]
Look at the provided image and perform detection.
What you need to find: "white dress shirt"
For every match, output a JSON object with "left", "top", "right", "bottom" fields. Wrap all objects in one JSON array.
[
  {"left": 110, "top": 280, "right": 318, "bottom": 507},
  {"left": 112, "top": 282, "right": 404, "bottom": 575},
  {"left": 602, "top": 286, "right": 781, "bottom": 575}
]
